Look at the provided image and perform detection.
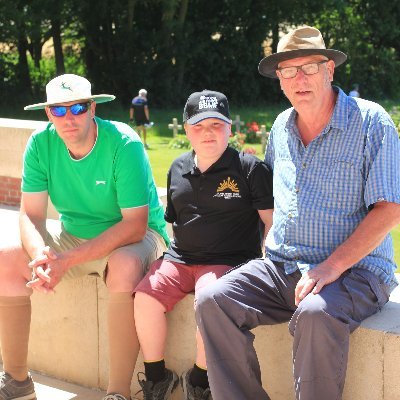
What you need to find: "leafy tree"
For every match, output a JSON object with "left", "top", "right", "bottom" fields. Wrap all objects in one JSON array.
[{"left": 1, "top": 0, "right": 399, "bottom": 110}]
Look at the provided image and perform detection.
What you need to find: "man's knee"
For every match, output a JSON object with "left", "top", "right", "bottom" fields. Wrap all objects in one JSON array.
[
  {"left": 289, "top": 293, "right": 343, "bottom": 336},
  {"left": 0, "top": 245, "right": 29, "bottom": 273},
  {"left": 0, "top": 245, "right": 32, "bottom": 295},
  {"left": 106, "top": 248, "right": 144, "bottom": 291},
  {"left": 196, "top": 284, "right": 214, "bottom": 312},
  {"left": 195, "top": 279, "right": 228, "bottom": 324}
]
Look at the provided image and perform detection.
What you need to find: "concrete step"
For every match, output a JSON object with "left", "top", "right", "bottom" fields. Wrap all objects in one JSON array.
[{"left": 0, "top": 366, "right": 106, "bottom": 400}]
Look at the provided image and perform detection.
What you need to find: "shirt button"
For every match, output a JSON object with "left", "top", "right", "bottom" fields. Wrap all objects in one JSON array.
[
  {"left": 302, "top": 163, "right": 306, "bottom": 168},
  {"left": 295, "top": 188, "right": 299, "bottom": 193},
  {"left": 288, "top": 213, "right": 293, "bottom": 218}
]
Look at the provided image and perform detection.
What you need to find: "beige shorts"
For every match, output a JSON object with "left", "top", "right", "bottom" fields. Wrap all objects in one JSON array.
[{"left": 44, "top": 219, "right": 167, "bottom": 281}]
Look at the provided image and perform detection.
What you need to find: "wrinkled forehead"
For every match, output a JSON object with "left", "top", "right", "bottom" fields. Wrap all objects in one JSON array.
[{"left": 278, "top": 54, "right": 329, "bottom": 68}]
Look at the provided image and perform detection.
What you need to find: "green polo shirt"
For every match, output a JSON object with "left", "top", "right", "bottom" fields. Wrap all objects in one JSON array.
[{"left": 22, "top": 117, "right": 168, "bottom": 244}]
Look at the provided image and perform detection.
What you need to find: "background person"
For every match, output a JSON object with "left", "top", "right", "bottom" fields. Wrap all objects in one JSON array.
[
  {"left": 0, "top": 74, "right": 168, "bottom": 400},
  {"left": 196, "top": 26, "right": 400, "bottom": 400},
  {"left": 134, "top": 90, "right": 274, "bottom": 400},
  {"left": 130, "top": 88, "right": 151, "bottom": 149}
]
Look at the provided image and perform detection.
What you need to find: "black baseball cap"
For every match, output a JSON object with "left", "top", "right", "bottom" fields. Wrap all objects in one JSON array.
[{"left": 183, "top": 90, "right": 231, "bottom": 125}]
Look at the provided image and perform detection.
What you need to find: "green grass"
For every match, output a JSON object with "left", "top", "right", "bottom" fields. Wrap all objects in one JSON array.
[
  {"left": 145, "top": 138, "right": 400, "bottom": 274},
  {"left": 145, "top": 137, "right": 185, "bottom": 186},
  {"left": 391, "top": 225, "right": 400, "bottom": 273},
  {"left": 96, "top": 102, "right": 287, "bottom": 138},
  {"left": 122, "top": 103, "right": 400, "bottom": 274},
  {"left": 2, "top": 100, "right": 399, "bottom": 273}
]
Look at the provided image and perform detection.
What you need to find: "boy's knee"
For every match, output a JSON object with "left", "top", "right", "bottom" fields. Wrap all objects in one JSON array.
[{"left": 135, "top": 291, "right": 161, "bottom": 307}]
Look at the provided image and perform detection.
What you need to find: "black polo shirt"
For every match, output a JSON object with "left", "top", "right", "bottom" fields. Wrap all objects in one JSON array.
[{"left": 164, "top": 146, "right": 274, "bottom": 266}]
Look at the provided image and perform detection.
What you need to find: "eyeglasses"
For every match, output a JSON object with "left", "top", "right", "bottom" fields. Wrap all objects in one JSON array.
[
  {"left": 48, "top": 102, "right": 91, "bottom": 117},
  {"left": 277, "top": 60, "right": 328, "bottom": 79}
]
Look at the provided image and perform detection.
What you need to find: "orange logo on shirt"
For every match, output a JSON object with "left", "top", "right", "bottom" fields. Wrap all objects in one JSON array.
[
  {"left": 214, "top": 177, "right": 241, "bottom": 199},
  {"left": 217, "top": 177, "right": 239, "bottom": 193}
]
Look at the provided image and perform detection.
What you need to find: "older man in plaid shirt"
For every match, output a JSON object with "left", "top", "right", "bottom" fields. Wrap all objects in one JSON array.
[{"left": 196, "top": 26, "right": 400, "bottom": 400}]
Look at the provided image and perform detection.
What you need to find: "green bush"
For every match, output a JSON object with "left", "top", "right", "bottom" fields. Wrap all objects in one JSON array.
[
  {"left": 228, "top": 133, "right": 246, "bottom": 151},
  {"left": 168, "top": 135, "right": 191, "bottom": 149},
  {"left": 388, "top": 106, "right": 400, "bottom": 133},
  {"left": 241, "top": 121, "right": 262, "bottom": 144}
]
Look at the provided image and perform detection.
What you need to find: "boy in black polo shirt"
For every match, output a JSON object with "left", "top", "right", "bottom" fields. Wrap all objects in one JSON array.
[{"left": 134, "top": 90, "right": 274, "bottom": 400}]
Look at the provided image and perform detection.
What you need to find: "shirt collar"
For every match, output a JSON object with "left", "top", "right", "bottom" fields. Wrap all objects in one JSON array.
[
  {"left": 181, "top": 146, "right": 235, "bottom": 175},
  {"left": 285, "top": 86, "right": 349, "bottom": 136},
  {"left": 329, "top": 86, "right": 349, "bottom": 133}
]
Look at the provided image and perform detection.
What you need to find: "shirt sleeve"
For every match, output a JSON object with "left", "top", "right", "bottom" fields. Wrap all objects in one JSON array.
[
  {"left": 21, "top": 134, "right": 48, "bottom": 193},
  {"left": 114, "top": 140, "right": 150, "bottom": 209},
  {"left": 246, "top": 157, "right": 274, "bottom": 210},
  {"left": 363, "top": 112, "right": 400, "bottom": 207},
  {"left": 164, "top": 167, "right": 177, "bottom": 223}
]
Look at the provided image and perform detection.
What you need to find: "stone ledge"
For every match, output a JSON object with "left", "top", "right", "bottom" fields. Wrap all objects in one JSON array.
[
  {"left": 0, "top": 118, "right": 47, "bottom": 130},
  {"left": 28, "top": 276, "right": 400, "bottom": 400},
  {"left": 1, "top": 206, "right": 399, "bottom": 399}
]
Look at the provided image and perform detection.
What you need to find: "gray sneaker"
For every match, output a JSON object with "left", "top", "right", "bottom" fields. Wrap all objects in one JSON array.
[
  {"left": 0, "top": 372, "right": 36, "bottom": 400},
  {"left": 180, "top": 370, "right": 212, "bottom": 400},
  {"left": 137, "top": 369, "right": 178, "bottom": 400},
  {"left": 103, "top": 394, "right": 130, "bottom": 400}
]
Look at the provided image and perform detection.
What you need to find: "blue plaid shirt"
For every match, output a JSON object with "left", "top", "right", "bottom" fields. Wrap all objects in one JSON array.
[{"left": 265, "top": 87, "right": 400, "bottom": 286}]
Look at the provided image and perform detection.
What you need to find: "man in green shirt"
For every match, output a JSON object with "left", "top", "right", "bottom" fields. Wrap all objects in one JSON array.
[{"left": 0, "top": 74, "right": 168, "bottom": 400}]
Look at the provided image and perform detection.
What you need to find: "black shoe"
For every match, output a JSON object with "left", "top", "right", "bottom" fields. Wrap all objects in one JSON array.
[
  {"left": 137, "top": 369, "right": 178, "bottom": 400},
  {"left": 0, "top": 372, "right": 36, "bottom": 400},
  {"left": 180, "top": 369, "right": 212, "bottom": 400},
  {"left": 103, "top": 394, "right": 131, "bottom": 400}
]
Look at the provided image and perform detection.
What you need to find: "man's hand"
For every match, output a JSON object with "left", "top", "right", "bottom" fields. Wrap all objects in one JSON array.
[
  {"left": 294, "top": 261, "right": 344, "bottom": 306},
  {"left": 26, "top": 246, "right": 69, "bottom": 293}
]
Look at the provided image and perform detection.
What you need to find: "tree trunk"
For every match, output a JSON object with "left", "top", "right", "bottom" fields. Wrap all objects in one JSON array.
[
  {"left": 176, "top": 0, "right": 189, "bottom": 94},
  {"left": 127, "top": 0, "right": 137, "bottom": 33},
  {"left": 17, "top": 34, "right": 32, "bottom": 96},
  {"left": 271, "top": 22, "right": 279, "bottom": 54},
  {"left": 52, "top": 17, "right": 65, "bottom": 75}
]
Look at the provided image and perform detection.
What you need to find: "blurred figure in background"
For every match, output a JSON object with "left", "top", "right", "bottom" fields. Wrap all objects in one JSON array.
[{"left": 130, "top": 88, "right": 151, "bottom": 149}]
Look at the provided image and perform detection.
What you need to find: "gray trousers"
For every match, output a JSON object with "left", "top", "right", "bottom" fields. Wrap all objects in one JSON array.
[{"left": 195, "top": 258, "right": 392, "bottom": 400}]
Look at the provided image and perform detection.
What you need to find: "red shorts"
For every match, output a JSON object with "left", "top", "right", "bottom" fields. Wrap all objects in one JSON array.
[{"left": 134, "top": 259, "right": 232, "bottom": 312}]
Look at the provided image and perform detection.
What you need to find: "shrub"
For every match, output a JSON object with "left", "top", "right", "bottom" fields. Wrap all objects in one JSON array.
[
  {"left": 243, "top": 121, "right": 261, "bottom": 144},
  {"left": 168, "top": 135, "right": 191, "bottom": 149},
  {"left": 388, "top": 106, "right": 400, "bottom": 134},
  {"left": 228, "top": 133, "right": 246, "bottom": 151}
]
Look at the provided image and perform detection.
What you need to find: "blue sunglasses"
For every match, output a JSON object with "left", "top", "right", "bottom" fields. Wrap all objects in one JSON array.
[{"left": 49, "top": 102, "right": 91, "bottom": 117}]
